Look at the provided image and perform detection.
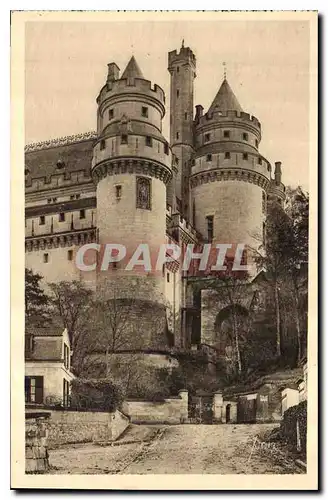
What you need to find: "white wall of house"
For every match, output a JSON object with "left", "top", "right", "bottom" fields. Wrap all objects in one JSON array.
[
  {"left": 281, "top": 388, "right": 300, "bottom": 415},
  {"left": 25, "top": 362, "right": 74, "bottom": 403}
]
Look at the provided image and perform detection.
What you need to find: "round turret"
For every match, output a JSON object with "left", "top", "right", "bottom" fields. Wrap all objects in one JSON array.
[
  {"left": 92, "top": 56, "right": 172, "bottom": 350},
  {"left": 191, "top": 79, "right": 271, "bottom": 267}
]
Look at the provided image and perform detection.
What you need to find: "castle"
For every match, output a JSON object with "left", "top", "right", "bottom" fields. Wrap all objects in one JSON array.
[{"left": 25, "top": 43, "right": 286, "bottom": 371}]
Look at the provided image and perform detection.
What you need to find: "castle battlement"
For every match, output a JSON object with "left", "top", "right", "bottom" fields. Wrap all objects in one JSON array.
[
  {"left": 97, "top": 78, "right": 165, "bottom": 107},
  {"left": 168, "top": 46, "right": 196, "bottom": 67},
  {"left": 196, "top": 110, "right": 261, "bottom": 130}
]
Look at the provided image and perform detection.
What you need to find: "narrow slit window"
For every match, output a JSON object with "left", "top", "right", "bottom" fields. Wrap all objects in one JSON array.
[
  {"left": 39, "top": 215, "right": 45, "bottom": 225},
  {"left": 204, "top": 133, "right": 211, "bottom": 143},
  {"left": 206, "top": 215, "right": 214, "bottom": 242},
  {"left": 243, "top": 133, "right": 249, "bottom": 141},
  {"left": 109, "top": 109, "right": 114, "bottom": 119},
  {"left": 68, "top": 250, "right": 73, "bottom": 261},
  {"left": 145, "top": 136, "right": 152, "bottom": 147},
  {"left": 79, "top": 209, "right": 85, "bottom": 219},
  {"left": 206, "top": 154, "right": 212, "bottom": 162},
  {"left": 121, "top": 134, "right": 128, "bottom": 144},
  {"left": 59, "top": 213, "right": 65, "bottom": 222},
  {"left": 115, "top": 185, "right": 122, "bottom": 199},
  {"left": 243, "top": 153, "right": 248, "bottom": 160},
  {"left": 43, "top": 253, "right": 49, "bottom": 264},
  {"left": 100, "top": 139, "right": 106, "bottom": 150},
  {"left": 141, "top": 106, "right": 148, "bottom": 118}
]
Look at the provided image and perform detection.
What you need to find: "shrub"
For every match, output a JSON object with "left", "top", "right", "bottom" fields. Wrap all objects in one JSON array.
[
  {"left": 281, "top": 400, "right": 307, "bottom": 454},
  {"left": 70, "top": 378, "right": 123, "bottom": 412}
]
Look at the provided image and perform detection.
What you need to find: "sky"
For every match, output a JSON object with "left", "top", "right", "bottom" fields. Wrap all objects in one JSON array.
[{"left": 25, "top": 19, "right": 311, "bottom": 189}]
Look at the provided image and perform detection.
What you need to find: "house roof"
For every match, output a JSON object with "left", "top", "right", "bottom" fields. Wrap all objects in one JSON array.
[
  {"left": 25, "top": 135, "right": 95, "bottom": 184},
  {"left": 26, "top": 325, "right": 65, "bottom": 338},
  {"left": 25, "top": 325, "right": 67, "bottom": 361},
  {"left": 208, "top": 78, "right": 243, "bottom": 114},
  {"left": 121, "top": 56, "right": 144, "bottom": 80}
]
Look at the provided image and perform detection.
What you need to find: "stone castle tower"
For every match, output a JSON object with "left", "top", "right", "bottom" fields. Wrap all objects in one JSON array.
[
  {"left": 168, "top": 44, "right": 196, "bottom": 219},
  {"left": 25, "top": 43, "right": 286, "bottom": 369},
  {"left": 91, "top": 55, "right": 173, "bottom": 352}
]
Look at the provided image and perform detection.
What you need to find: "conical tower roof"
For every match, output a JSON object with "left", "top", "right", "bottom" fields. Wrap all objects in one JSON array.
[
  {"left": 121, "top": 56, "right": 144, "bottom": 80},
  {"left": 208, "top": 79, "right": 243, "bottom": 113}
]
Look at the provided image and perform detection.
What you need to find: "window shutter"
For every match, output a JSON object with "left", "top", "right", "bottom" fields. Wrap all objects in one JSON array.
[
  {"left": 25, "top": 377, "right": 30, "bottom": 403},
  {"left": 34, "top": 376, "right": 44, "bottom": 404}
]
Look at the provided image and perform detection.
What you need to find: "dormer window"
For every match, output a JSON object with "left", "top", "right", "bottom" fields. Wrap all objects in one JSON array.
[{"left": 56, "top": 159, "right": 65, "bottom": 169}]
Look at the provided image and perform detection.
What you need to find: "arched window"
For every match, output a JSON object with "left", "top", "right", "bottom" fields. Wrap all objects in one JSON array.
[{"left": 136, "top": 177, "right": 151, "bottom": 210}]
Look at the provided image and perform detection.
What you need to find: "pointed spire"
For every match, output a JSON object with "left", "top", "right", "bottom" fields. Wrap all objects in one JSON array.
[
  {"left": 121, "top": 56, "right": 144, "bottom": 80},
  {"left": 208, "top": 79, "right": 243, "bottom": 114}
]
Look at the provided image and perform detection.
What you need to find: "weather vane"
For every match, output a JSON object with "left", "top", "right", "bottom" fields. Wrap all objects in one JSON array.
[{"left": 223, "top": 61, "right": 227, "bottom": 80}]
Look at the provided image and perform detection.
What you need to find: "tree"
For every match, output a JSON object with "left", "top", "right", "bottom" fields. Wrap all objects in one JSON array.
[
  {"left": 197, "top": 262, "right": 252, "bottom": 375},
  {"left": 48, "top": 281, "right": 96, "bottom": 375},
  {"left": 254, "top": 200, "right": 293, "bottom": 356},
  {"left": 25, "top": 268, "right": 50, "bottom": 327},
  {"left": 254, "top": 188, "right": 309, "bottom": 363},
  {"left": 90, "top": 278, "right": 169, "bottom": 377}
]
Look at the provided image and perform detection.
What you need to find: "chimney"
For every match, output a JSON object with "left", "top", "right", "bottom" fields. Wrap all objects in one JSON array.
[
  {"left": 274, "top": 161, "right": 282, "bottom": 185},
  {"left": 195, "top": 104, "right": 204, "bottom": 122},
  {"left": 107, "top": 63, "right": 120, "bottom": 83}
]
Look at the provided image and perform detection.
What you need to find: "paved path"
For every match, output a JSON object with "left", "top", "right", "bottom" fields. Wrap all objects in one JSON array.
[{"left": 49, "top": 423, "right": 302, "bottom": 475}]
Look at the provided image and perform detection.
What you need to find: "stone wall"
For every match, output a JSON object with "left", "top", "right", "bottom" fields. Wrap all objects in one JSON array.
[
  {"left": 25, "top": 412, "right": 50, "bottom": 473},
  {"left": 26, "top": 407, "right": 130, "bottom": 449},
  {"left": 122, "top": 390, "right": 188, "bottom": 424}
]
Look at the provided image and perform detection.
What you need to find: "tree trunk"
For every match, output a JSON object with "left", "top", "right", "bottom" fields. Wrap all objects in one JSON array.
[
  {"left": 274, "top": 281, "right": 281, "bottom": 356},
  {"left": 232, "top": 305, "right": 242, "bottom": 374},
  {"left": 293, "top": 284, "right": 302, "bottom": 364},
  {"left": 105, "top": 348, "right": 110, "bottom": 377}
]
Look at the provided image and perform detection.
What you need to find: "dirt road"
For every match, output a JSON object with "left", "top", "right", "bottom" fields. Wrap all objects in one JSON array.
[{"left": 49, "top": 423, "right": 302, "bottom": 475}]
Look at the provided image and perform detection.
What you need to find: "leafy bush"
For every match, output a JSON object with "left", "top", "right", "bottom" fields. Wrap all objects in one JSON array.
[
  {"left": 281, "top": 400, "right": 307, "bottom": 454},
  {"left": 70, "top": 378, "right": 123, "bottom": 412}
]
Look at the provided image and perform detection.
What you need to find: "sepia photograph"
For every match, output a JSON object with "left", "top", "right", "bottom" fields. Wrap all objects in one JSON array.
[{"left": 11, "top": 10, "right": 318, "bottom": 490}]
